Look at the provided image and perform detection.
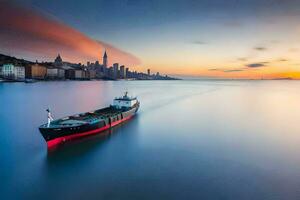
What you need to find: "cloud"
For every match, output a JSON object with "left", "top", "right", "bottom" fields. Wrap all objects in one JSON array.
[
  {"left": 0, "top": 1, "right": 140, "bottom": 66},
  {"left": 237, "top": 57, "right": 248, "bottom": 62},
  {"left": 278, "top": 58, "right": 288, "bottom": 62},
  {"left": 254, "top": 46, "right": 267, "bottom": 51},
  {"left": 223, "top": 69, "right": 244, "bottom": 72},
  {"left": 208, "top": 68, "right": 244, "bottom": 73},
  {"left": 261, "top": 61, "right": 269, "bottom": 64},
  {"left": 191, "top": 40, "right": 207, "bottom": 45},
  {"left": 246, "top": 63, "right": 266, "bottom": 68}
]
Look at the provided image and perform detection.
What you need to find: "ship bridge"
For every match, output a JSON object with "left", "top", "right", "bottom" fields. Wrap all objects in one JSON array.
[{"left": 112, "top": 92, "right": 137, "bottom": 109}]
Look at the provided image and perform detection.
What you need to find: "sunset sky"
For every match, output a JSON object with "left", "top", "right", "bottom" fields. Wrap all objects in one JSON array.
[{"left": 1, "top": 0, "right": 300, "bottom": 79}]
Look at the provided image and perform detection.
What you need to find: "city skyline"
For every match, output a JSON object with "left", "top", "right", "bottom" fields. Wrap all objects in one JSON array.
[
  {"left": 0, "top": 49, "right": 176, "bottom": 81},
  {"left": 1, "top": 0, "right": 300, "bottom": 79}
]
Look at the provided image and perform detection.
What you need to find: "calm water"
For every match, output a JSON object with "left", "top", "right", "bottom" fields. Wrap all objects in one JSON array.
[{"left": 1, "top": 80, "right": 300, "bottom": 199}]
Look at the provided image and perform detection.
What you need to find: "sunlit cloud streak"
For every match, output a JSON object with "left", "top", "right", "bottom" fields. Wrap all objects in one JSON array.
[
  {"left": 246, "top": 63, "right": 266, "bottom": 68},
  {"left": 223, "top": 69, "right": 244, "bottom": 73},
  {"left": 254, "top": 46, "right": 267, "bottom": 51},
  {"left": 0, "top": 1, "right": 140, "bottom": 66},
  {"left": 278, "top": 58, "right": 288, "bottom": 62},
  {"left": 237, "top": 58, "right": 248, "bottom": 62},
  {"left": 208, "top": 68, "right": 219, "bottom": 71},
  {"left": 208, "top": 68, "right": 244, "bottom": 73},
  {"left": 190, "top": 40, "right": 207, "bottom": 45}
]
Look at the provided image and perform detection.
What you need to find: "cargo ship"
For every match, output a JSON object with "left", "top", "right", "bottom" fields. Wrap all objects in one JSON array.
[{"left": 39, "top": 92, "right": 139, "bottom": 148}]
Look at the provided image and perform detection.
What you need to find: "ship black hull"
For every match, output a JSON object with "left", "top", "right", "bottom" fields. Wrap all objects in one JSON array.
[{"left": 39, "top": 103, "right": 139, "bottom": 148}]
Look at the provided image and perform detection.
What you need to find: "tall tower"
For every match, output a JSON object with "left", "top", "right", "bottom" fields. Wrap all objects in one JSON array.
[
  {"left": 54, "top": 54, "right": 63, "bottom": 67},
  {"left": 103, "top": 50, "right": 108, "bottom": 68}
]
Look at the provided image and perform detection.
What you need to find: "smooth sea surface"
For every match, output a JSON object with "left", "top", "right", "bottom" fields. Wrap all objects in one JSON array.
[{"left": 1, "top": 80, "right": 300, "bottom": 200}]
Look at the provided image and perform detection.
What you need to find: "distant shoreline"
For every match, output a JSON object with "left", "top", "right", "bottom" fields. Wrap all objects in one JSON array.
[
  {"left": 0, "top": 53, "right": 179, "bottom": 82},
  {"left": 1, "top": 78, "right": 299, "bottom": 83},
  {"left": 0, "top": 78, "right": 181, "bottom": 83}
]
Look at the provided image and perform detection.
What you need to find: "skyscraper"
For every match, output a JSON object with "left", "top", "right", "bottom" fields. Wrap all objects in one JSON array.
[
  {"left": 120, "top": 65, "right": 125, "bottom": 78},
  {"left": 147, "top": 69, "right": 150, "bottom": 76},
  {"left": 126, "top": 68, "right": 129, "bottom": 78},
  {"left": 113, "top": 63, "right": 119, "bottom": 79},
  {"left": 103, "top": 50, "right": 108, "bottom": 68}
]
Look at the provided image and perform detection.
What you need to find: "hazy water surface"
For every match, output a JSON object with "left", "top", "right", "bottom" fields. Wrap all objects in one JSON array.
[{"left": 1, "top": 80, "right": 300, "bottom": 199}]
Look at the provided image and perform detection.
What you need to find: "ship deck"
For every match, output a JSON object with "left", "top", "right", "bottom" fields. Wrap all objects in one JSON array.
[{"left": 41, "top": 106, "right": 126, "bottom": 128}]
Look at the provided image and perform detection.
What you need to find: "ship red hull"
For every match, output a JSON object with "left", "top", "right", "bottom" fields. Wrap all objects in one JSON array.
[{"left": 46, "top": 115, "right": 133, "bottom": 148}]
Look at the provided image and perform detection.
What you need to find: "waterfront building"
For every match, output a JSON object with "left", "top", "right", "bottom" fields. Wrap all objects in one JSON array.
[
  {"left": 46, "top": 67, "right": 65, "bottom": 79},
  {"left": 65, "top": 69, "right": 75, "bottom": 79},
  {"left": 120, "top": 65, "right": 126, "bottom": 78},
  {"left": 89, "top": 62, "right": 95, "bottom": 68},
  {"left": 15, "top": 66, "right": 25, "bottom": 80},
  {"left": 46, "top": 68, "right": 57, "bottom": 79},
  {"left": 147, "top": 69, "right": 150, "bottom": 76},
  {"left": 75, "top": 70, "right": 85, "bottom": 79},
  {"left": 102, "top": 65, "right": 107, "bottom": 74},
  {"left": 58, "top": 68, "right": 65, "bottom": 79},
  {"left": 95, "top": 60, "right": 105, "bottom": 74},
  {"left": 103, "top": 50, "right": 108, "bottom": 68},
  {"left": 2, "top": 64, "right": 25, "bottom": 80},
  {"left": 108, "top": 66, "right": 113, "bottom": 78},
  {"left": 25, "top": 64, "right": 47, "bottom": 79},
  {"left": 113, "top": 63, "right": 119, "bottom": 79},
  {"left": 134, "top": 71, "right": 138, "bottom": 79},
  {"left": 54, "top": 54, "right": 63, "bottom": 67},
  {"left": 88, "top": 70, "right": 96, "bottom": 79},
  {"left": 60, "top": 63, "right": 72, "bottom": 70}
]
